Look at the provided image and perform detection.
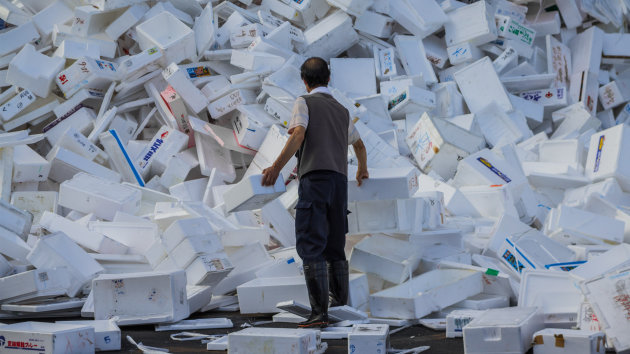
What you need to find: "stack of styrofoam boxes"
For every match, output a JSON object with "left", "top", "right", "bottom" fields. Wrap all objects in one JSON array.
[
  {"left": 161, "top": 217, "right": 233, "bottom": 287},
  {"left": 1, "top": 0, "right": 630, "bottom": 352}
]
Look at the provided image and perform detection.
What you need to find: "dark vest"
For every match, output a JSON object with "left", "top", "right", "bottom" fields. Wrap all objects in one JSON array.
[{"left": 296, "top": 92, "right": 349, "bottom": 178}]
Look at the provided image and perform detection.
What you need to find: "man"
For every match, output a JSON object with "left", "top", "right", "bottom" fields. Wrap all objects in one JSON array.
[{"left": 261, "top": 57, "right": 369, "bottom": 328}]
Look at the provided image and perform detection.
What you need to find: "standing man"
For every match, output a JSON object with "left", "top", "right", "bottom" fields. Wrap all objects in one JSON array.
[{"left": 261, "top": 57, "right": 369, "bottom": 328}]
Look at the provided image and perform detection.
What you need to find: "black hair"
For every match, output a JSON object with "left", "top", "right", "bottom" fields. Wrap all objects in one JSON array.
[{"left": 300, "top": 57, "right": 330, "bottom": 89}]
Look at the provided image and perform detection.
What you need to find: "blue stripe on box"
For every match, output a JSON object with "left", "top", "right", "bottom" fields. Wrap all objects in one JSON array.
[{"left": 109, "top": 129, "right": 145, "bottom": 187}]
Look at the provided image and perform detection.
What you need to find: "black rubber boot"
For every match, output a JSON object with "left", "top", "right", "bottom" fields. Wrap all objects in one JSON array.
[
  {"left": 328, "top": 260, "right": 349, "bottom": 307},
  {"left": 298, "top": 262, "right": 329, "bottom": 328}
]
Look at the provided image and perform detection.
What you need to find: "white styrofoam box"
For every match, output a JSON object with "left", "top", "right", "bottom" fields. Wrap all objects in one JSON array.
[
  {"left": 551, "top": 104, "right": 600, "bottom": 140},
  {"left": 0, "top": 254, "right": 12, "bottom": 277},
  {"left": 539, "top": 139, "right": 582, "bottom": 165},
  {"left": 232, "top": 104, "right": 277, "bottom": 151},
  {"left": 117, "top": 47, "right": 163, "bottom": 81},
  {"left": 27, "top": 232, "right": 105, "bottom": 297},
  {"left": 349, "top": 234, "right": 421, "bottom": 284},
  {"left": 230, "top": 23, "right": 265, "bottom": 49},
  {"left": 0, "top": 322, "right": 95, "bottom": 354},
  {"left": 135, "top": 126, "right": 189, "bottom": 178},
  {"left": 105, "top": 3, "right": 148, "bottom": 40},
  {"left": 444, "top": 1, "right": 498, "bottom": 47},
  {"left": 347, "top": 166, "right": 419, "bottom": 202},
  {"left": 45, "top": 106, "right": 97, "bottom": 146},
  {"left": 230, "top": 50, "right": 285, "bottom": 72},
  {"left": 448, "top": 42, "right": 483, "bottom": 66},
  {"left": 56, "top": 320, "right": 121, "bottom": 352},
  {"left": 0, "top": 21, "right": 40, "bottom": 57},
  {"left": 132, "top": 11, "right": 193, "bottom": 65},
  {"left": 570, "top": 244, "right": 630, "bottom": 282},
  {"left": 463, "top": 307, "right": 544, "bottom": 354},
  {"left": 99, "top": 129, "right": 144, "bottom": 186},
  {"left": 406, "top": 112, "right": 484, "bottom": 180},
  {"left": 484, "top": 214, "right": 533, "bottom": 259},
  {"left": 330, "top": 58, "right": 376, "bottom": 98},
  {"left": 599, "top": 80, "right": 630, "bottom": 110},
  {"left": 519, "top": 270, "right": 581, "bottom": 327},
  {"left": 498, "top": 229, "right": 576, "bottom": 277},
  {"left": 12, "top": 145, "right": 50, "bottom": 183},
  {"left": 0, "top": 268, "right": 70, "bottom": 303},
  {"left": 295, "top": 10, "right": 358, "bottom": 61},
  {"left": 387, "top": 86, "right": 436, "bottom": 119},
  {"left": 0, "top": 225, "right": 32, "bottom": 262},
  {"left": 555, "top": 0, "right": 585, "bottom": 28},
  {"left": 6, "top": 45, "right": 63, "bottom": 99},
  {"left": 546, "top": 35, "right": 572, "bottom": 88},
  {"left": 223, "top": 174, "right": 286, "bottom": 213},
  {"left": 453, "top": 149, "right": 527, "bottom": 191},
  {"left": 39, "top": 211, "right": 127, "bottom": 255},
  {"left": 163, "top": 217, "right": 217, "bottom": 251},
  {"left": 354, "top": 10, "right": 394, "bottom": 38},
  {"left": 580, "top": 268, "right": 630, "bottom": 354},
  {"left": 88, "top": 221, "right": 157, "bottom": 255},
  {"left": 569, "top": 26, "right": 602, "bottom": 76},
  {"left": 53, "top": 38, "right": 101, "bottom": 60},
  {"left": 71, "top": 5, "right": 125, "bottom": 37},
  {"left": 454, "top": 57, "right": 512, "bottom": 114},
  {"left": 46, "top": 146, "right": 120, "bottom": 184},
  {"left": 347, "top": 324, "right": 389, "bottom": 354},
  {"left": 92, "top": 270, "right": 189, "bottom": 325},
  {"left": 369, "top": 269, "right": 483, "bottom": 320},
  {"left": 207, "top": 89, "right": 257, "bottom": 119},
  {"left": 394, "top": 35, "right": 437, "bottom": 86},
  {"left": 585, "top": 125, "right": 630, "bottom": 192},
  {"left": 545, "top": 205, "right": 624, "bottom": 245},
  {"left": 186, "top": 253, "right": 234, "bottom": 287},
  {"left": 169, "top": 234, "right": 223, "bottom": 269},
  {"left": 493, "top": 46, "right": 519, "bottom": 75},
  {"left": 58, "top": 173, "right": 141, "bottom": 220},
  {"left": 446, "top": 309, "right": 485, "bottom": 338},
  {"left": 228, "top": 328, "right": 324, "bottom": 354},
  {"left": 417, "top": 173, "right": 476, "bottom": 217},
  {"left": 0, "top": 89, "right": 37, "bottom": 122},
  {"left": 162, "top": 63, "right": 209, "bottom": 114},
  {"left": 237, "top": 276, "right": 309, "bottom": 314},
  {"left": 0, "top": 198, "right": 33, "bottom": 239},
  {"left": 55, "top": 57, "right": 119, "bottom": 98},
  {"left": 347, "top": 197, "right": 427, "bottom": 235},
  {"left": 602, "top": 33, "right": 630, "bottom": 64},
  {"left": 568, "top": 70, "right": 599, "bottom": 116},
  {"left": 532, "top": 328, "right": 605, "bottom": 354},
  {"left": 497, "top": 16, "right": 535, "bottom": 48}
]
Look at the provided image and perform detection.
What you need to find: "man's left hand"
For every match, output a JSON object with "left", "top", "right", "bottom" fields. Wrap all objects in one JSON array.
[{"left": 261, "top": 164, "right": 281, "bottom": 186}]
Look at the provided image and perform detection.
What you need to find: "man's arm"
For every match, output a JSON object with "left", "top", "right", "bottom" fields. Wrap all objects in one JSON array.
[
  {"left": 352, "top": 138, "right": 369, "bottom": 186},
  {"left": 261, "top": 125, "right": 306, "bottom": 186}
]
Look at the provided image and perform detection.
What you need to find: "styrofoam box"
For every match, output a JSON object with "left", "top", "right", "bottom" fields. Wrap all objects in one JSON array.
[
  {"left": 6, "top": 44, "right": 65, "bottom": 98},
  {"left": 0, "top": 225, "right": 32, "bottom": 262},
  {"left": 444, "top": 1, "right": 498, "bottom": 47},
  {"left": 45, "top": 107, "right": 97, "bottom": 146},
  {"left": 580, "top": 267, "right": 630, "bottom": 353},
  {"left": 330, "top": 58, "right": 377, "bottom": 98},
  {"left": 0, "top": 268, "right": 70, "bottom": 303},
  {"left": 136, "top": 11, "right": 196, "bottom": 65},
  {"left": 446, "top": 309, "right": 486, "bottom": 338},
  {"left": 27, "top": 232, "right": 104, "bottom": 297},
  {"left": 92, "top": 270, "right": 189, "bottom": 325},
  {"left": 0, "top": 322, "right": 95, "bottom": 354},
  {"left": 532, "top": 328, "right": 605, "bottom": 354},
  {"left": 55, "top": 57, "right": 119, "bottom": 98},
  {"left": 347, "top": 166, "right": 419, "bottom": 202},
  {"left": 349, "top": 234, "right": 421, "bottom": 284},
  {"left": 228, "top": 328, "right": 323, "bottom": 354},
  {"left": 185, "top": 253, "right": 233, "bottom": 287},
  {"left": 12, "top": 144, "right": 50, "bottom": 183},
  {"left": 518, "top": 270, "right": 581, "bottom": 327},
  {"left": 296, "top": 10, "right": 359, "bottom": 61},
  {"left": 545, "top": 205, "right": 624, "bottom": 245},
  {"left": 47, "top": 146, "right": 121, "bottom": 184},
  {"left": 0, "top": 198, "right": 33, "bottom": 239},
  {"left": 463, "top": 307, "right": 544, "bottom": 354},
  {"left": 170, "top": 234, "right": 223, "bottom": 269},
  {"left": 454, "top": 293, "right": 509, "bottom": 311},
  {"left": 162, "top": 217, "right": 215, "bottom": 251},
  {"left": 223, "top": 174, "right": 286, "bottom": 213},
  {"left": 454, "top": 57, "right": 512, "bottom": 114},
  {"left": 207, "top": 89, "right": 257, "bottom": 119},
  {"left": 236, "top": 276, "right": 309, "bottom": 314},
  {"left": 348, "top": 324, "right": 389, "bottom": 354},
  {"left": 369, "top": 269, "right": 483, "bottom": 320},
  {"left": 56, "top": 319, "right": 121, "bottom": 352},
  {"left": 585, "top": 124, "right": 630, "bottom": 192},
  {"left": 406, "top": 112, "right": 484, "bottom": 180},
  {"left": 58, "top": 172, "right": 141, "bottom": 220}
]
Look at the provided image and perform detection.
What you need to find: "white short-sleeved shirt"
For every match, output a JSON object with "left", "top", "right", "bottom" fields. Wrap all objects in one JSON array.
[{"left": 288, "top": 86, "right": 361, "bottom": 145}]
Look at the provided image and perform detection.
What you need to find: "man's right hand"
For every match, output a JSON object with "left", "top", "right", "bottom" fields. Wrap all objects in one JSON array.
[
  {"left": 261, "top": 164, "right": 281, "bottom": 186},
  {"left": 356, "top": 168, "right": 369, "bottom": 187}
]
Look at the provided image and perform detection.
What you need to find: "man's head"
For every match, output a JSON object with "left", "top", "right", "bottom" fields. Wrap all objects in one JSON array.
[{"left": 300, "top": 57, "right": 330, "bottom": 92}]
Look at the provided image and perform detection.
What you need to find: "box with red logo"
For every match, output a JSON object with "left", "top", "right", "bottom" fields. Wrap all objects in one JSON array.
[
  {"left": 161, "top": 85, "right": 195, "bottom": 148},
  {"left": 0, "top": 322, "right": 95, "bottom": 354}
]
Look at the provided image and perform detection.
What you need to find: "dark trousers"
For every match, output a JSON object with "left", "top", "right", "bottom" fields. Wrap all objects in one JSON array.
[{"left": 295, "top": 170, "right": 348, "bottom": 264}]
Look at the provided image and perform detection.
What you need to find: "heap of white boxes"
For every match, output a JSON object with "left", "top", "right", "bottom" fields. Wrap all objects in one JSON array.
[{"left": 0, "top": 0, "right": 630, "bottom": 353}]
